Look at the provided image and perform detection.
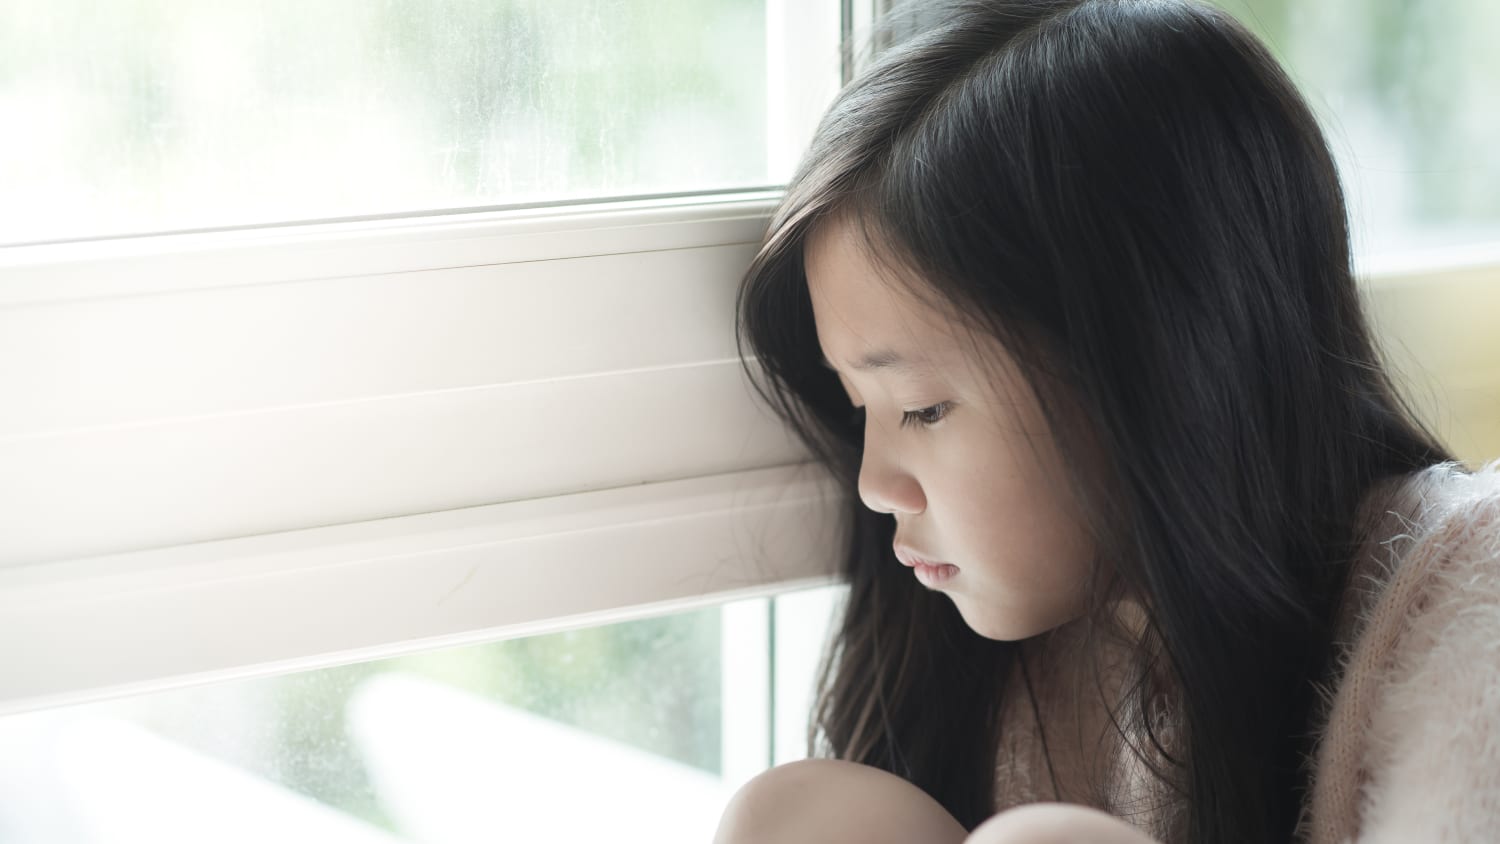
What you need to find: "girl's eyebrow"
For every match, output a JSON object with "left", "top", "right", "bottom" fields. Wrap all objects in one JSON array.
[{"left": 820, "top": 349, "right": 932, "bottom": 375}]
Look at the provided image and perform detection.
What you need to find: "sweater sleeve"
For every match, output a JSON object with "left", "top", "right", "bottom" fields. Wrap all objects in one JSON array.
[{"left": 1350, "top": 476, "right": 1500, "bottom": 843}]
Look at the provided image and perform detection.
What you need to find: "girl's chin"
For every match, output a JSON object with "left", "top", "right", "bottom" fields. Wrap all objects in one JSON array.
[{"left": 957, "top": 599, "right": 1078, "bottom": 642}]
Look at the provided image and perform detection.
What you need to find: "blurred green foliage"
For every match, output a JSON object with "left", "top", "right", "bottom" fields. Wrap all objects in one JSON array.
[
  {"left": 384, "top": 606, "right": 722, "bottom": 776},
  {"left": 0, "top": 0, "right": 767, "bottom": 240},
  {"left": 1207, "top": 0, "right": 1500, "bottom": 233},
  {"left": 117, "top": 605, "right": 723, "bottom": 835}
]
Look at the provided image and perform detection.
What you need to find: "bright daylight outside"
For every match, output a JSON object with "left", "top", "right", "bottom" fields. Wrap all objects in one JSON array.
[
  {"left": 2, "top": 0, "right": 1495, "bottom": 249},
  {"left": 1205, "top": 0, "right": 1500, "bottom": 259},
  {"left": 1, "top": 0, "right": 1496, "bottom": 841},
  {"left": 0, "top": 585, "right": 844, "bottom": 842},
  {"left": 0, "top": 0, "right": 774, "bottom": 244}
]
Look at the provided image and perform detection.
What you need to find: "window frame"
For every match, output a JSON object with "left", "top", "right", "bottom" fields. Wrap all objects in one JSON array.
[
  {"left": 0, "top": 0, "right": 850, "bottom": 720},
  {"left": 0, "top": 192, "right": 851, "bottom": 718},
  {"left": 2, "top": 0, "right": 1496, "bottom": 725}
]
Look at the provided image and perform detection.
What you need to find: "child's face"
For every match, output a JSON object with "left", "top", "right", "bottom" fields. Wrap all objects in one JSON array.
[{"left": 804, "top": 216, "right": 1096, "bottom": 641}]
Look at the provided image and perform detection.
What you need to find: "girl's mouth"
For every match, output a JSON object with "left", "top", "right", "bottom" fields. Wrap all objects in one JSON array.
[
  {"left": 912, "top": 561, "right": 959, "bottom": 586},
  {"left": 894, "top": 543, "right": 959, "bottom": 585}
]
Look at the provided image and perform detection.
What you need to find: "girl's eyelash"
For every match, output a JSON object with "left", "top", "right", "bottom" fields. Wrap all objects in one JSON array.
[
  {"left": 902, "top": 402, "right": 951, "bottom": 429},
  {"left": 847, "top": 402, "right": 951, "bottom": 430}
]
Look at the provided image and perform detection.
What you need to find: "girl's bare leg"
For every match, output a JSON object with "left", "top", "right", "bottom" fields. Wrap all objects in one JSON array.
[
  {"left": 714, "top": 760, "right": 1161, "bottom": 844},
  {"left": 713, "top": 758, "right": 969, "bottom": 844},
  {"left": 965, "top": 803, "right": 1160, "bottom": 844}
]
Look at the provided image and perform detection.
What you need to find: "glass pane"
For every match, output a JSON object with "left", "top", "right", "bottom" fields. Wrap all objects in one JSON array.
[
  {"left": 772, "top": 582, "right": 846, "bottom": 765},
  {"left": 1206, "top": 0, "right": 1500, "bottom": 257},
  {"left": 0, "top": 596, "right": 783, "bottom": 843},
  {"left": 0, "top": 0, "right": 771, "bottom": 245}
]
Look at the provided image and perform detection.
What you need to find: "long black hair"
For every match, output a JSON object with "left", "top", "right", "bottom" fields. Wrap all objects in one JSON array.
[{"left": 734, "top": 1, "right": 1456, "bottom": 841}]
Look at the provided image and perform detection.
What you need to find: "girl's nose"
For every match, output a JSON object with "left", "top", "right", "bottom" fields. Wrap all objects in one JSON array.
[{"left": 857, "top": 453, "right": 926, "bottom": 516}]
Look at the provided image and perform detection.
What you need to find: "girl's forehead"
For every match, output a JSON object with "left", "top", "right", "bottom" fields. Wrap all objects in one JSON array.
[{"left": 805, "top": 217, "right": 976, "bottom": 374}]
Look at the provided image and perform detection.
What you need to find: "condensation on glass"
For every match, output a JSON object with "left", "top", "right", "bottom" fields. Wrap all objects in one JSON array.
[
  {"left": 0, "top": 584, "right": 845, "bottom": 843},
  {"left": 0, "top": 0, "right": 772, "bottom": 244},
  {"left": 6, "top": 1, "right": 1488, "bottom": 250}
]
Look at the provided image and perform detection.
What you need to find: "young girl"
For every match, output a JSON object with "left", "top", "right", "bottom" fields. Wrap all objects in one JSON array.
[{"left": 714, "top": 1, "right": 1500, "bottom": 842}]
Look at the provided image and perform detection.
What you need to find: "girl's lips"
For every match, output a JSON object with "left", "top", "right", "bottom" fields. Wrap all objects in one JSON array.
[
  {"left": 912, "top": 561, "right": 959, "bottom": 586},
  {"left": 894, "top": 544, "right": 960, "bottom": 587}
]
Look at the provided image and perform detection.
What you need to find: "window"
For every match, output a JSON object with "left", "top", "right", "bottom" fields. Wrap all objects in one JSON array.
[
  {"left": 1199, "top": 0, "right": 1500, "bottom": 463},
  {"left": 0, "top": 6, "right": 849, "bottom": 832},
  {"left": 0, "top": 585, "right": 845, "bottom": 842},
  {"left": 0, "top": 0, "right": 839, "bottom": 245},
  {"left": 1205, "top": 0, "right": 1500, "bottom": 260}
]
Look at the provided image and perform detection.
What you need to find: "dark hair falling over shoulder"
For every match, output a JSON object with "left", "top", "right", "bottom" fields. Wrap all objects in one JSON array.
[{"left": 734, "top": 0, "right": 1456, "bottom": 841}]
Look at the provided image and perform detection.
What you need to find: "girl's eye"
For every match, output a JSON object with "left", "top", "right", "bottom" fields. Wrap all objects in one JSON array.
[
  {"left": 845, "top": 403, "right": 950, "bottom": 429},
  {"left": 901, "top": 402, "right": 951, "bottom": 429}
]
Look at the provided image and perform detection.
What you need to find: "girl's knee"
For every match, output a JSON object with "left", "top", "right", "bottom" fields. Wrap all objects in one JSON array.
[
  {"left": 714, "top": 759, "right": 836, "bottom": 843},
  {"left": 965, "top": 803, "right": 1158, "bottom": 844},
  {"left": 714, "top": 758, "right": 968, "bottom": 844}
]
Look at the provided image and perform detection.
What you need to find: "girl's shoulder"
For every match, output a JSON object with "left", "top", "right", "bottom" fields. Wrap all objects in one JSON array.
[
  {"left": 1333, "top": 458, "right": 1500, "bottom": 661},
  {"left": 1300, "top": 458, "right": 1500, "bottom": 843}
]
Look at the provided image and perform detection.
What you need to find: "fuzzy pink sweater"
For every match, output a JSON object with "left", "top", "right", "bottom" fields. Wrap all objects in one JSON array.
[
  {"left": 990, "top": 459, "right": 1500, "bottom": 841},
  {"left": 1298, "top": 458, "right": 1500, "bottom": 843}
]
